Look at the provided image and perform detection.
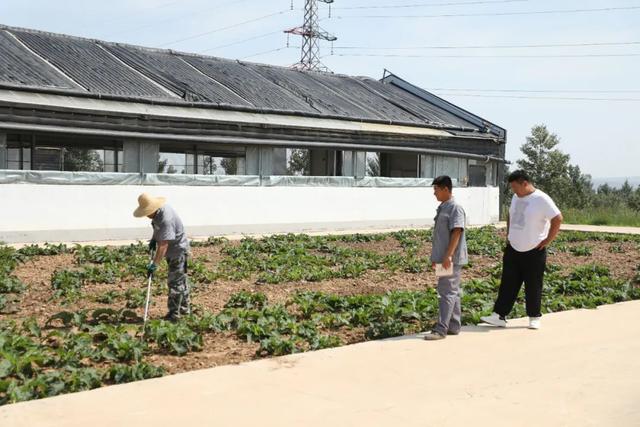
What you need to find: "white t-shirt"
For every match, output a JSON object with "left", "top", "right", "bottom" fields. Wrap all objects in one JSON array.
[{"left": 508, "top": 189, "right": 561, "bottom": 252}]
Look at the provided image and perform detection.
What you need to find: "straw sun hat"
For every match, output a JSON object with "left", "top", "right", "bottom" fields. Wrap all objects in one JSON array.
[{"left": 133, "top": 193, "right": 166, "bottom": 218}]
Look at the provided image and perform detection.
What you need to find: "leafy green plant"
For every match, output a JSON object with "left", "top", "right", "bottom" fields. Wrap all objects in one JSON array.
[
  {"left": 224, "top": 291, "right": 268, "bottom": 310},
  {"left": 334, "top": 233, "right": 387, "bottom": 243},
  {"left": 91, "top": 325, "right": 147, "bottom": 363},
  {"left": 94, "top": 290, "right": 121, "bottom": 304},
  {"left": 124, "top": 288, "right": 147, "bottom": 309},
  {"left": 191, "top": 237, "right": 228, "bottom": 247},
  {"left": 90, "top": 308, "right": 141, "bottom": 325},
  {"left": 104, "top": 363, "right": 165, "bottom": 384},
  {"left": 45, "top": 310, "right": 89, "bottom": 329},
  {"left": 466, "top": 227, "right": 504, "bottom": 257},
  {"left": 144, "top": 320, "right": 203, "bottom": 356},
  {"left": 187, "top": 258, "right": 215, "bottom": 284},
  {"left": 0, "top": 275, "right": 25, "bottom": 294},
  {"left": 569, "top": 245, "right": 593, "bottom": 257},
  {"left": 51, "top": 270, "right": 86, "bottom": 300},
  {"left": 17, "top": 243, "right": 69, "bottom": 257},
  {"left": 257, "top": 335, "right": 300, "bottom": 356},
  {"left": 568, "top": 264, "right": 610, "bottom": 281},
  {"left": 609, "top": 244, "right": 625, "bottom": 254}
]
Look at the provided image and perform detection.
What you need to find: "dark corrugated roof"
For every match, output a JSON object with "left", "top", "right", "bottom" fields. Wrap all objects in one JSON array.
[
  {"left": 11, "top": 29, "right": 171, "bottom": 98},
  {"left": 180, "top": 54, "right": 318, "bottom": 113},
  {"left": 102, "top": 44, "right": 251, "bottom": 105},
  {"left": 0, "top": 24, "right": 504, "bottom": 138},
  {"left": 0, "top": 31, "right": 79, "bottom": 90}
]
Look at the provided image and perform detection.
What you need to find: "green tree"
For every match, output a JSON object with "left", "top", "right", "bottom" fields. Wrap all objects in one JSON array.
[
  {"left": 63, "top": 148, "right": 103, "bottom": 172},
  {"left": 630, "top": 186, "right": 640, "bottom": 211},
  {"left": 287, "top": 149, "right": 310, "bottom": 176},
  {"left": 619, "top": 180, "right": 634, "bottom": 201},
  {"left": 366, "top": 153, "right": 380, "bottom": 177},
  {"left": 220, "top": 158, "right": 238, "bottom": 175},
  {"left": 157, "top": 158, "right": 168, "bottom": 174},
  {"left": 517, "top": 124, "right": 593, "bottom": 209},
  {"left": 202, "top": 156, "right": 218, "bottom": 175}
]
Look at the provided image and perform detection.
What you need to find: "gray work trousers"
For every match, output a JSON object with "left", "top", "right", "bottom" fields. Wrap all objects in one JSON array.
[{"left": 434, "top": 266, "right": 462, "bottom": 336}]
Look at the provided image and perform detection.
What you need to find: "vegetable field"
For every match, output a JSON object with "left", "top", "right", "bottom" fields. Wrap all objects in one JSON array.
[{"left": 2, "top": 227, "right": 639, "bottom": 406}]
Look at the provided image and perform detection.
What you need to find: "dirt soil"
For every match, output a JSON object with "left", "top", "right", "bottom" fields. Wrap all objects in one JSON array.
[{"left": 3, "top": 231, "right": 639, "bottom": 375}]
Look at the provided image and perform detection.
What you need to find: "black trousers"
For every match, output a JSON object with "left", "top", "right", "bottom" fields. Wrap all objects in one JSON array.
[{"left": 494, "top": 244, "right": 547, "bottom": 318}]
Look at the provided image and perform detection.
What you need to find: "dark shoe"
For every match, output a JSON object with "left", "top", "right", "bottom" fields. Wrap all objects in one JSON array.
[
  {"left": 447, "top": 331, "right": 460, "bottom": 336},
  {"left": 423, "top": 331, "right": 446, "bottom": 341},
  {"left": 162, "top": 313, "right": 179, "bottom": 323}
]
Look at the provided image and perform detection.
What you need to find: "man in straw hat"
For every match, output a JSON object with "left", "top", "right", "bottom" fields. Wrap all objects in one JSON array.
[{"left": 134, "top": 193, "right": 190, "bottom": 322}]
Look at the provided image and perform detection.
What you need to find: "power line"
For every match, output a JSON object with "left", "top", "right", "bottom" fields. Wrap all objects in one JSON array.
[
  {"left": 332, "top": 5, "right": 640, "bottom": 19},
  {"left": 432, "top": 93, "right": 640, "bottom": 102},
  {"left": 426, "top": 88, "right": 640, "bottom": 94},
  {"left": 334, "top": 0, "right": 529, "bottom": 10},
  {"left": 200, "top": 30, "right": 283, "bottom": 53},
  {"left": 105, "top": 0, "right": 254, "bottom": 39},
  {"left": 241, "top": 46, "right": 298, "bottom": 60},
  {"left": 332, "top": 41, "right": 640, "bottom": 50},
  {"left": 327, "top": 53, "right": 640, "bottom": 58},
  {"left": 80, "top": 0, "right": 187, "bottom": 31},
  {"left": 159, "top": 9, "right": 291, "bottom": 48}
]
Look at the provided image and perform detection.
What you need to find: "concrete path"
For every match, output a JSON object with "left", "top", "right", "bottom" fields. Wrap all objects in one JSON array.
[
  {"left": 2, "top": 300, "right": 639, "bottom": 427},
  {"left": 7, "top": 223, "right": 640, "bottom": 249},
  {"left": 560, "top": 223, "right": 640, "bottom": 235}
]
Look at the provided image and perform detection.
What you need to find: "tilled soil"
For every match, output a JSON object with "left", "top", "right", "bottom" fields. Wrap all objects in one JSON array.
[{"left": 3, "top": 232, "right": 639, "bottom": 375}]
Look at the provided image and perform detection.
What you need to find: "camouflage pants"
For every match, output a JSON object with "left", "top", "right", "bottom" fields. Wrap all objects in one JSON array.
[{"left": 167, "top": 253, "right": 190, "bottom": 317}]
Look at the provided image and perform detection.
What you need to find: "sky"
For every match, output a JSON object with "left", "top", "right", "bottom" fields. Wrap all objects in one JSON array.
[{"left": 1, "top": 0, "right": 639, "bottom": 178}]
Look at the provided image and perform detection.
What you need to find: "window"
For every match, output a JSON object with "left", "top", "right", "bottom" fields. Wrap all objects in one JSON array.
[
  {"left": 420, "top": 154, "right": 435, "bottom": 178},
  {"left": 7, "top": 134, "right": 32, "bottom": 170},
  {"left": 7, "top": 134, "right": 123, "bottom": 172},
  {"left": 198, "top": 155, "right": 243, "bottom": 175},
  {"left": 379, "top": 152, "right": 419, "bottom": 178},
  {"left": 468, "top": 159, "right": 497, "bottom": 187},
  {"left": 365, "top": 152, "right": 381, "bottom": 177},
  {"left": 435, "top": 156, "right": 459, "bottom": 179},
  {"left": 158, "top": 145, "right": 245, "bottom": 175},
  {"left": 435, "top": 156, "right": 468, "bottom": 186},
  {"left": 286, "top": 148, "right": 311, "bottom": 176},
  {"left": 468, "top": 164, "right": 487, "bottom": 187},
  {"left": 158, "top": 152, "right": 187, "bottom": 174}
]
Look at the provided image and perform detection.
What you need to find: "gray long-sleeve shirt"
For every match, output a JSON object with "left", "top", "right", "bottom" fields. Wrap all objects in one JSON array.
[
  {"left": 151, "top": 205, "right": 189, "bottom": 260},
  {"left": 431, "top": 198, "right": 468, "bottom": 266}
]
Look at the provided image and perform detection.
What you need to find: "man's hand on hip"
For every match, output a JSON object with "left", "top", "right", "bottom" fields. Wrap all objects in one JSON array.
[{"left": 536, "top": 239, "right": 550, "bottom": 250}]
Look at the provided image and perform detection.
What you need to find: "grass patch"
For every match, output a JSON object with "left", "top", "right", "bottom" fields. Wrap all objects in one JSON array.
[{"left": 562, "top": 207, "right": 640, "bottom": 227}]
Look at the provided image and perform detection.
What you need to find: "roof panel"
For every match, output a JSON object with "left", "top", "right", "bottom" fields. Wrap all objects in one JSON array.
[
  {"left": 305, "top": 72, "right": 424, "bottom": 124},
  {"left": 0, "top": 31, "right": 78, "bottom": 90},
  {"left": 244, "top": 63, "right": 383, "bottom": 120},
  {"left": 180, "top": 55, "right": 318, "bottom": 113},
  {"left": 359, "top": 78, "right": 480, "bottom": 130},
  {"left": 103, "top": 44, "right": 252, "bottom": 106},
  {"left": 10, "top": 30, "right": 172, "bottom": 99}
]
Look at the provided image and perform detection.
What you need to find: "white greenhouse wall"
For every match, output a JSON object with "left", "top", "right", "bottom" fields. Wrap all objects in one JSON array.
[{"left": 0, "top": 185, "right": 500, "bottom": 243}]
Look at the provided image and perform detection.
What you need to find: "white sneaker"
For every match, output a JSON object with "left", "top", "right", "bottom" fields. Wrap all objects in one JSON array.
[
  {"left": 529, "top": 317, "right": 541, "bottom": 330},
  {"left": 480, "top": 312, "right": 507, "bottom": 327}
]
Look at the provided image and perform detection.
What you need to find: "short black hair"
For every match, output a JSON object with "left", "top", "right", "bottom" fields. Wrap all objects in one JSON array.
[
  {"left": 433, "top": 175, "right": 453, "bottom": 191},
  {"left": 508, "top": 170, "right": 531, "bottom": 184}
]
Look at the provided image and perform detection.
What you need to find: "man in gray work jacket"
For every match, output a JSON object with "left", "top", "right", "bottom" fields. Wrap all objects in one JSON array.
[
  {"left": 134, "top": 193, "right": 190, "bottom": 321},
  {"left": 424, "top": 175, "right": 468, "bottom": 341}
]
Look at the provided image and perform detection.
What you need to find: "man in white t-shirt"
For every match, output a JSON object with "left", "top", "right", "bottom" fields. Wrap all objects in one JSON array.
[{"left": 481, "top": 170, "right": 563, "bottom": 330}]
